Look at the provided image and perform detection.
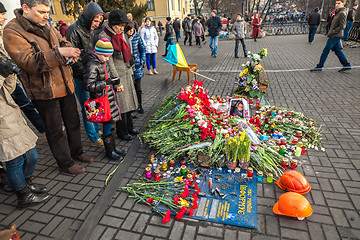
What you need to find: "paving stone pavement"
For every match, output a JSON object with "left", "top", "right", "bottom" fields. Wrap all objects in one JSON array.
[{"left": 1, "top": 33, "right": 359, "bottom": 240}]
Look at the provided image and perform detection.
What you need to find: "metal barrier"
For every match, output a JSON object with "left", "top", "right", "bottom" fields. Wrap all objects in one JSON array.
[{"left": 248, "top": 22, "right": 310, "bottom": 35}]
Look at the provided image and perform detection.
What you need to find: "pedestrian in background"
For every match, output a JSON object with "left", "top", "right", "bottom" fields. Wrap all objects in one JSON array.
[
  {"left": 183, "top": 14, "right": 193, "bottom": 46},
  {"left": 308, "top": 7, "right": 321, "bottom": 43},
  {"left": 141, "top": 17, "right": 159, "bottom": 75},
  {"left": 162, "top": 17, "right": 174, "bottom": 56},
  {"left": 252, "top": 13, "right": 260, "bottom": 42},
  {"left": 193, "top": 18, "right": 204, "bottom": 48},
  {"left": 200, "top": 15, "right": 207, "bottom": 44},
  {"left": 207, "top": 9, "right": 222, "bottom": 58},
  {"left": 158, "top": 20, "right": 163, "bottom": 36},
  {"left": 343, "top": 4, "right": 358, "bottom": 41},
  {"left": 311, "top": 0, "right": 351, "bottom": 72},
  {"left": 127, "top": 13, "right": 139, "bottom": 32},
  {"left": 57, "top": 20, "right": 68, "bottom": 37},
  {"left": 232, "top": 13, "right": 247, "bottom": 58},
  {"left": 173, "top": 17, "right": 181, "bottom": 42}
]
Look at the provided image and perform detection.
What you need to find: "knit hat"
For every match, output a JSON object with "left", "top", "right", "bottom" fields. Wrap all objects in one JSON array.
[
  {"left": 0, "top": 2, "right": 7, "bottom": 13},
  {"left": 166, "top": 17, "right": 171, "bottom": 21},
  {"left": 314, "top": 7, "right": 319, "bottom": 12},
  {"left": 212, "top": 9, "right": 217, "bottom": 15},
  {"left": 108, "top": 9, "right": 129, "bottom": 26},
  {"left": 94, "top": 38, "right": 114, "bottom": 56}
]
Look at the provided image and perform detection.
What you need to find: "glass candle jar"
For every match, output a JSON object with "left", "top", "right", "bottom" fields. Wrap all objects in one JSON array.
[
  {"left": 149, "top": 154, "right": 155, "bottom": 163},
  {"left": 297, "top": 141, "right": 303, "bottom": 148},
  {"left": 257, "top": 171, "right": 264, "bottom": 182},
  {"left": 280, "top": 137, "right": 287, "bottom": 146},
  {"left": 249, "top": 98, "right": 254, "bottom": 104},
  {"left": 267, "top": 173, "right": 274, "bottom": 183},
  {"left": 145, "top": 167, "right": 152, "bottom": 179},
  {"left": 161, "top": 161, "right": 168, "bottom": 171},
  {"left": 291, "top": 159, "right": 298, "bottom": 169},
  {"left": 169, "top": 159, "right": 176, "bottom": 168},
  {"left": 247, "top": 167, "right": 254, "bottom": 179},
  {"left": 180, "top": 165, "right": 187, "bottom": 176},
  {"left": 154, "top": 169, "right": 161, "bottom": 181},
  {"left": 279, "top": 145, "right": 287, "bottom": 156},
  {"left": 296, "top": 131, "right": 302, "bottom": 139},
  {"left": 147, "top": 164, "right": 153, "bottom": 171},
  {"left": 281, "top": 158, "right": 290, "bottom": 169},
  {"left": 295, "top": 146, "right": 302, "bottom": 157},
  {"left": 186, "top": 174, "right": 193, "bottom": 185},
  {"left": 276, "top": 139, "right": 281, "bottom": 146},
  {"left": 301, "top": 145, "right": 307, "bottom": 154},
  {"left": 179, "top": 157, "right": 187, "bottom": 166},
  {"left": 292, "top": 137, "right": 298, "bottom": 144}
]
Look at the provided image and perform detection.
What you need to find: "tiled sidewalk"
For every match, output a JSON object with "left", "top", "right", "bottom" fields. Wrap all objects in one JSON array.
[{"left": 0, "top": 34, "right": 359, "bottom": 240}]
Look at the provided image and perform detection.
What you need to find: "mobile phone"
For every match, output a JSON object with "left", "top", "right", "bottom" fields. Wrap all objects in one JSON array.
[{"left": 66, "top": 57, "right": 73, "bottom": 65}]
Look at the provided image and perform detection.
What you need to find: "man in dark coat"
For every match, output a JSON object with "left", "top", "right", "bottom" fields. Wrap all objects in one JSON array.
[
  {"left": 308, "top": 7, "right": 321, "bottom": 43},
  {"left": 66, "top": 2, "right": 105, "bottom": 147},
  {"left": 207, "top": 9, "right": 222, "bottom": 57},
  {"left": 173, "top": 17, "right": 181, "bottom": 42},
  {"left": 183, "top": 14, "right": 192, "bottom": 46},
  {"left": 311, "top": 0, "right": 351, "bottom": 72},
  {"left": 343, "top": 4, "right": 358, "bottom": 40},
  {"left": 162, "top": 17, "right": 174, "bottom": 56},
  {"left": 158, "top": 20, "right": 163, "bottom": 36}
]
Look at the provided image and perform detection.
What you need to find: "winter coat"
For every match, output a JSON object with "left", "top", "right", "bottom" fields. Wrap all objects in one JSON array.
[
  {"left": 82, "top": 52, "right": 120, "bottom": 121},
  {"left": 66, "top": 2, "right": 104, "bottom": 80},
  {"left": 232, "top": 20, "right": 247, "bottom": 39},
  {"left": 99, "top": 24, "right": 138, "bottom": 113},
  {"left": 327, "top": 7, "right": 348, "bottom": 38},
  {"left": 140, "top": 25, "right": 159, "bottom": 54},
  {"left": 165, "top": 22, "right": 174, "bottom": 40},
  {"left": 0, "top": 28, "right": 37, "bottom": 162},
  {"left": 347, "top": 8, "right": 355, "bottom": 22},
  {"left": 207, "top": 16, "right": 222, "bottom": 37},
  {"left": 4, "top": 9, "right": 75, "bottom": 101},
  {"left": 183, "top": 18, "right": 192, "bottom": 33},
  {"left": 308, "top": 12, "right": 321, "bottom": 26},
  {"left": 59, "top": 23, "right": 68, "bottom": 37},
  {"left": 252, "top": 18, "right": 260, "bottom": 37},
  {"left": 193, "top": 22, "right": 204, "bottom": 37},
  {"left": 173, "top": 19, "right": 181, "bottom": 32},
  {"left": 128, "top": 32, "right": 146, "bottom": 80}
]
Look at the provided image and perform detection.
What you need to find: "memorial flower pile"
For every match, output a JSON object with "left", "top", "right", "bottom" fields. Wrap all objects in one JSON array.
[{"left": 235, "top": 48, "right": 268, "bottom": 98}]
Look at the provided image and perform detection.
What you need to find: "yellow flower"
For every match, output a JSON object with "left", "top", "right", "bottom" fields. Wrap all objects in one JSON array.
[
  {"left": 243, "top": 68, "right": 248, "bottom": 74},
  {"left": 254, "top": 64, "right": 262, "bottom": 71},
  {"left": 225, "top": 134, "right": 229, "bottom": 138},
  {"left": 179, "top": 198, "right": 189, "bottom": 207},
  {"left": 271, "top": 123, "right": 275, "bottom": 128},
  {"left": 237, "top": 142, "right": 241, "bottom": 145},
  {"left": 239, "top": 72, "right": 243, "bottom": 77},
  {"left": 174, "top": 177, "right": 184, "bottom": 182},
  {"left": 228, "top": 141, "right": 232, "bottom": 145}
]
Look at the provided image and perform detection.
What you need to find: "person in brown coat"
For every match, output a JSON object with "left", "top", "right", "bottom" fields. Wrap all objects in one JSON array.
[
  {"left": 3, "top": 0, "right": 93, "bottom": 175},
  {"left": 252, "top": 13, "right": 260, "bottom": 42}
]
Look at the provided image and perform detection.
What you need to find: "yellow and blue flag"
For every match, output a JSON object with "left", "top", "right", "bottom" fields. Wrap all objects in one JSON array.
[{"left": 163, "top": 44, "right": 188, "bottom": 68}]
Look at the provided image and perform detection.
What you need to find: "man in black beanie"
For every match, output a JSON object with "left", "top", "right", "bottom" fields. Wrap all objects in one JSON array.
[
  {"left": 162, "top": 17, "right": 174, "bottom": 57},
  {"left": 308, "top": 7, "right": 321, "bottom": 43}
]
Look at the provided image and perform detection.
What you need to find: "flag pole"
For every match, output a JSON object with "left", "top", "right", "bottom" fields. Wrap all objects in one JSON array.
[{"left": 191, "top": 71, "right": 216, "bottom": 82}]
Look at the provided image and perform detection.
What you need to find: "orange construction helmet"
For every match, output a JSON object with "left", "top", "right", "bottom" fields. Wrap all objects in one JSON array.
[
  {"left": 273, "top": 192, "right": 313, "bottom": 219},
  {"left": 276, "top": 170, "right": 311, "bottom": 194}
]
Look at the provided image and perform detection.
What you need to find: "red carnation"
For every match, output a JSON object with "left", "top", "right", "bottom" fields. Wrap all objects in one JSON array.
[
  {"left": 146, "top": 198, "right": 154, "bottom": 204},
  {"left": 194, "top": 182, "right": 198, "bottom": 190},
  {"left": 162, "top": 209, "right": 171, "bottom": 224},
  {"left": 188, "top": 208, "right": 194, "bottom": 217}
]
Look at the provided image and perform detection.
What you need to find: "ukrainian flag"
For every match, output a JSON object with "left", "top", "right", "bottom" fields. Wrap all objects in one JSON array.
[{"left": 163, "top": 44, "right": 188, "bottom": 68}]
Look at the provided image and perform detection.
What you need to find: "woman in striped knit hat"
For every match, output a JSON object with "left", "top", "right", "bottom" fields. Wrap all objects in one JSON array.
[{"left": 82, "top": 38, "right": 126, "bottom": 160}]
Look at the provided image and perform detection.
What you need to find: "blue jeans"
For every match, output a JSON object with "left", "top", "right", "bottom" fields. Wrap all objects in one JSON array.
[
  {"left": 11, "top": 84, "right": 45, "bottom": 133},
  {"left": 176, "top": 31, "right": 180, "bottom": 42},
  {"left": 235, "top": 39, "right": 247, "bottom": 57},
  {"left": 74, "top": 78, "right": 100, "bottom": 142},
  {"left": 6, "top": 148, "right": 38, "bottom": 191},
  {"left": 209, "top": 36, "right": 219, "bottom": 56},
  {"left": 308, "top": 25, "right": 318, "bottom": 43},
  {"left": 343, "top": 21, "right": 353, "bottom": 41},
  {"left": 165, "top": 38, "right": 174, "bottom": 52},
  {"left": 103, "top": 123, "right": 113, "bottom": 136},
  {"left": 316, "top": 37, "right": 350, "bottom": 69},
  {"left": 146, "top": 53, "right": 156, "bottom": 70}
]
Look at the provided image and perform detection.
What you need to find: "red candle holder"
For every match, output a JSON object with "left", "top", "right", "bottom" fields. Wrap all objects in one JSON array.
[
  {"left": 247, "top": 167, "right": 254, "bottom": 178},
  {"left": 281, "top": 158, "right": 290, "bottom": 170},
  {"left": 291, "top": 159, "right": 298, "bottom": 169}
]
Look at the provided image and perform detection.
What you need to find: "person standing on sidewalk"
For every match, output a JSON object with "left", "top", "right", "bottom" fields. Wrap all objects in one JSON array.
[
  {"left": 200, "top": 15, "right": 207, "bottom": 44},
  {"left": 252, "top": 13, "right": 260, "bottom": 42},
  {"left": 158, "top": 20, "right": 163, "bottom": 36},
  {"left": 207, "top": 10, "right": 222, "bottom": 58},
  {"left": 311, "top": 0, "right": 351, "bottom": 73},
  {"left": 141, "top": 17, "right": 159, "bottom": 75},
  {"left": 183, "top": 14, "right": 193, "bottom": 46},
  {"left": 232, "top": 13, "right": 247, "bottom": 58},
  {"left": 66, "top": 2, "right": 105, "bottom": 148},
  {"left": 308, "top": 7, "right": 321, "bottom": 43},
  {"left": 193, "top": 18, "right": 204, "bottom": 48},
  {"left": 173, "top": 17, "right": 181, "bottom": 42},
  {"left": 162, "top": 17, "right": 174, "bottom": 56},
  {"left": 4, "top": 0, "right": 93, "bottom": 174},
  {"left": 127, "top": 12, "right": 139, "bottom": 32},
  {"left": 0, "top": 1, "right": 49, "bottom": 207},
  {"left": 343, "top": 4, "right": 358, "bottom": 41}
]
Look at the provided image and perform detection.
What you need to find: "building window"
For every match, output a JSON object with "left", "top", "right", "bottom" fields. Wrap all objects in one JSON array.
[
  {"left": 60, "top": 0, "right": 68, "bottom": 15},
  {"left": 147, "top": 0, "right": 155, "bottom": 11},
  {"left": 50, "top": 0, "right": 55, "bottom": 15}
]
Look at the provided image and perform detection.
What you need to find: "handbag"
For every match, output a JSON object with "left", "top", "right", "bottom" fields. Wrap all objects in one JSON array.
[{"left": 84, "top": 90, "right": 111, "bottom": 123}]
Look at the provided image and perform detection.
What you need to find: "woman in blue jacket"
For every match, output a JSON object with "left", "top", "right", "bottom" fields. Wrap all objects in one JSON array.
[{"left": 126, "top": 22, "right": 146, "bottom": 114}]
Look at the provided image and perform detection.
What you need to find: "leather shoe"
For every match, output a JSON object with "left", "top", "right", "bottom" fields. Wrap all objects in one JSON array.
[
  {"left": 338, "top": 66, "right": 351, "bottom": 72},
  {"left": 310, "top": 68, "right": 322, "bottom": 72},
  {"left": 121, "top": 134, "right": 132, "bottom": 141},
  {"left": 60, "top": 164, "right": 86, "bottom": 175},
  {"left": 114, "top": 148, "right": 126, "bottom": 155},
  {"left": 129, "top": 129, "right": 139, "bottom": 135},
  {"left": 73, "top": 153, "right": 94, "bottom": 163},
  {"left": 26, "top": 178, "right": 47, "bottom": 194}
]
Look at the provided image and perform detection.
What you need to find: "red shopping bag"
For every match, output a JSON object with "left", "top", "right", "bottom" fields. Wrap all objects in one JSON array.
[{"left": 84, "top": 94, "right": 111, "bottom": 123}]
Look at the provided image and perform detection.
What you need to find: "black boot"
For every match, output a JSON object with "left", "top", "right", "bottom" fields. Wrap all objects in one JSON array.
[
  {"left": 126, "top": 112, "right": 139, "bottom": 135},
  {"left": 103, "top": 134, "right": 122, "bottom": 160},
  {"left": 0, "top": 166, "right": 13, "bottom": 192},
  {"left": 136, "top": 90, "right": 144, "bottom": 114},
  {"left": 25, "top": 177, "right": 47, "bottom": 194},
  {"left": 116, "top": 118, "right": 132, "bottom": 141},
  {"left": 111, "top": 131, "right": 126, "bottom": 155},
  {"left": 16, "top": 185, "right": 50, "bottom": 208},
  {"left": 162, "top": 50, "right": 168, "bottom": 57}
]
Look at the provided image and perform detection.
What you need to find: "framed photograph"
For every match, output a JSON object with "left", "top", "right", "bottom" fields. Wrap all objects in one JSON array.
[{"left": 228, "top": 98, "right": 250, "bottom": 120}]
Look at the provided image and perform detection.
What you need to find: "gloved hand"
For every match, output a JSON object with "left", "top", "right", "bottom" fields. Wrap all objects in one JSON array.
[
  {"left": 111, "top": 77, "right": 120, "bottom": 85},
  {"left": 0, "top": 60, "right": 16, "bottom": 78},
  {"left": 104, "top": 78, "right": 112, "bottom": 85}
]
